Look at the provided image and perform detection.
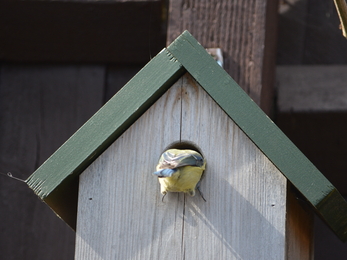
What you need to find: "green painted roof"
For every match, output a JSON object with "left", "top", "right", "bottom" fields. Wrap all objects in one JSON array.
[{"left": 26, "top": 31, "right": 347, "bottom": 241}]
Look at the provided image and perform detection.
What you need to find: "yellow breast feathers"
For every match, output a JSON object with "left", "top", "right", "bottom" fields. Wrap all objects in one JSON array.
[{"left": 153, "top": 149, "right": 206, "bottom": 200}]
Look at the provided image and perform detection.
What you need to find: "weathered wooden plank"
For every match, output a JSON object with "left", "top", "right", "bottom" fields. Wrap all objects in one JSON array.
[
  {"left": 76, "top": 73, "right": 288, "bottom": 259},
  {"left": 26, "top": 49, "right": 185, "bottom": 228},
  {"left": 167, "top": 0, "right": 278, "bottom": 114},
  {"left": 0, "top": 1, "right": 165, "bottom": 63},
  {"left": 179, "top": 74, "right": 287, "bottom": 259},
  {"left": 0, "top": 64, "right": 105, "bottom": 259},
  {"left": 75, "top": 80, "right": 183, "bottom": 259}
]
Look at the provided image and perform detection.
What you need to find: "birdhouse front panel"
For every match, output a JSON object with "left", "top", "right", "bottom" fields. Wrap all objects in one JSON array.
[
  {"left": 26, "top": 31, "right": 347, "bottom": 259},
  {"left": 75, "top": 73, "right": 289, "bottom": 259}
]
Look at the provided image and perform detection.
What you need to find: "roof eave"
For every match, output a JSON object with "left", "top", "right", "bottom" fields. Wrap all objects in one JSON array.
[{"left": 26, "top": 49, "right": 185, "bottom": 229}]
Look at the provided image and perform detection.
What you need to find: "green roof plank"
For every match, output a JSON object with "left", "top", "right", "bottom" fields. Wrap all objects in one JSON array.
[
  {"left": 26, "top": 49, "right": 185, "bottom": 227},
  {"left": 167, "top": 31, "right": 347, "bottom": 241}
]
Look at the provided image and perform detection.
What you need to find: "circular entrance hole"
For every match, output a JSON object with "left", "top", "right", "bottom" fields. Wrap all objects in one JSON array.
[{"left": 163, "top": 140, "right": 204, "bottom": 158}]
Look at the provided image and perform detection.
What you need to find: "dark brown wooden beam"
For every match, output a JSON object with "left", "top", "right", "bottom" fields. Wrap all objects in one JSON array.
[
  {"left": 0, "top": 0, "right": 166, "bottom": 63},
  {"left": 166, "top": 0, "right": 278, "bottom": 115}
]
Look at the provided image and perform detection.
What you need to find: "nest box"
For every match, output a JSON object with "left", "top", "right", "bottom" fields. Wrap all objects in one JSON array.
[{"left": 26, "top": 31, "right": 347, "bottom": 259}]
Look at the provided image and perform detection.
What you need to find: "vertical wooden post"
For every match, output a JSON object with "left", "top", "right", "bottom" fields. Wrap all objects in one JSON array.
[
  {"left": 167, "top": 0, "right": 278, "bottom": 115},
  {"left": 167, "top": 2, "right": 314, "bottom": 258}
]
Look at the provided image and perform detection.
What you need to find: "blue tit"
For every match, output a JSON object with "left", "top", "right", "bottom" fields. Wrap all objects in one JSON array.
[{"left": 153, "top": 149, "right": 206, "bottom": 201}]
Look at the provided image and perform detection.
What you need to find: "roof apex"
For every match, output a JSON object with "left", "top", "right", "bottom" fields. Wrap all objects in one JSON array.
[{"left": 26, "top": 31, "right": 347, "bottom": 241}]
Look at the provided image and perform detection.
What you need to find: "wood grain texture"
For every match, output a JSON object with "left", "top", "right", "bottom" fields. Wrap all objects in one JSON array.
[
  {"left": 0, "top": 64, "right": 105, "bottom": 259},
  {"left": 180, "top": 74, "right": 287, "bottom": 259},
  {"left": 75, "top": 74, "right": 287, "bottom": 259},
  {"left": 167, "top": 0, "right": 278, "bottom": 114},
  {"left": 75, "top": 78, "right": 182, "bottom": 259}
]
